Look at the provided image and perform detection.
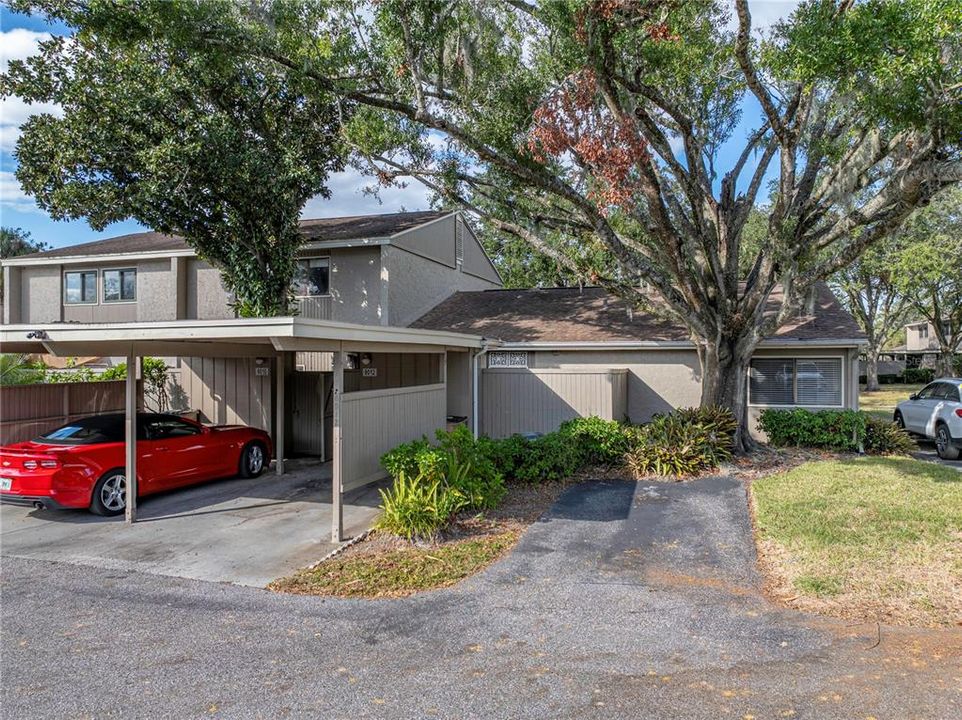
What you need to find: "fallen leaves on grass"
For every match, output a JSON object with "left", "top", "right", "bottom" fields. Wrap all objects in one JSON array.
[{"left": 270, "top": 531, "right": 518, "bottom": 598}]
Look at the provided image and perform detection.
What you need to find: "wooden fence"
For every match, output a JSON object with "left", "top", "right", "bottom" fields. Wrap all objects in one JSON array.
[{"left": 0, "top": 381, "right": 142, "bottom": 445}]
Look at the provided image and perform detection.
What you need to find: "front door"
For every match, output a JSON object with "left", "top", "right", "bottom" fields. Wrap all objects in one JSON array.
[{"left": 291, "top": 372, "right": 326, "bottom": 457}]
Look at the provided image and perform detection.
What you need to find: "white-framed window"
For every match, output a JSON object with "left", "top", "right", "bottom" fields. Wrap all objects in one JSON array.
[
  {"left": 749, "top": 357, "right": 843, "bottom": 407},
  {"left": 292, "top": 257, "right": 330, "bottom": 297},
  {"left": 64, "top": 270, "right": 98, "bottom": 305},
  {"left": 488, "top": 351, "right": 528, "bottom": 368},
  {"left": 102, "top": 268, "right": 137, "bottom": 303}
]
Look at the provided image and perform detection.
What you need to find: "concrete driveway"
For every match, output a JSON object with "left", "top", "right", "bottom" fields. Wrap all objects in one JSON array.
[
  {"left": 3, "top": 476, "right": 959, "bottom": 719},
  {"left": 0, "top": 460, "right": 382, "bottom": 586}
]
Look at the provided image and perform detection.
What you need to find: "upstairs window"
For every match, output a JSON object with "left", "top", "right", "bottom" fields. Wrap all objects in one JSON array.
[
  {"left": 64, "top": 270, "right": 98, "bottom": 304},
  {"left": 103, "top": 268, "right": 137, "bottom": 302},
  {"left": 293, "top": 258, "right": 330, "bottom": 297},
  {"left": 749, "top": 358, "right": 843, "bottom": 407}
]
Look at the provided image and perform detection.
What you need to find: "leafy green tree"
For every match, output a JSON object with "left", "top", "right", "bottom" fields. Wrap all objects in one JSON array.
[
  {"left": 1, "top": 227, "right": 49, "bottom": 300},
  {"left": 893, "top": 187, "right": 962, "bottom": 377},
  {"left": 0, "top": 354, "right": 46, "bottom": 386},
  {"left": 6, "top": 0, "right": 962, "bottom": 449},
  {"left": 2, "top": 1, "right": 346, "bottom": 316},
  {"left": 830, "top": 238, "right": 913, "bottom": 391}
]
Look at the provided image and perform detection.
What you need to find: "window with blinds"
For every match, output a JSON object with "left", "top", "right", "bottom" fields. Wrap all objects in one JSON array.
[{"left": 749, "top": 358, "right": 843, "bottom": 407}]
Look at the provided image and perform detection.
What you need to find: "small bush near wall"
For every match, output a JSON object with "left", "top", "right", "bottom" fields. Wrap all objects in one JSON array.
[
  {"left": 558, "top": 416, "right": 630, "bottom": 465},
  {"left": 758, "top": 409, "right": 867, "bottom": 452},
  {"left": 376, "top": 471, "right": 468, "bottom": 541},
  {"left": 903, "top": 367, "right": 935, "bottom": 384},
  {"left": 864, "top": 417, "right": 917, "bottom": 455},
  {"left": 624, "top": 407, "right": 736, "bottom": 479}
]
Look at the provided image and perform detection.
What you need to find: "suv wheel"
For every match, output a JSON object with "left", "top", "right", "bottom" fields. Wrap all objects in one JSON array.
[{"left": 935, "top": 424, "right": 960, "bottom": 460}]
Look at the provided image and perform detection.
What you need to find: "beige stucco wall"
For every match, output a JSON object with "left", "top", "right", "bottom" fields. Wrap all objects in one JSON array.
[
  {"left": 186, "top": 259, "right": 233, "bottom": 320},
  {"left": 384, "top": 245, "right": 501, "bottom": 328},
  {"left": 19, "top": 266, "right": 62, "bottom": 323},
  {"left": 328, "top": 246, "right": 384, "bottom": 325}
]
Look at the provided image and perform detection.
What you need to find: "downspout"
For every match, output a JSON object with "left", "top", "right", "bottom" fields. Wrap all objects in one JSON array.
[{"left": 472, "top": 343, "right": 490, "bottom": 439}]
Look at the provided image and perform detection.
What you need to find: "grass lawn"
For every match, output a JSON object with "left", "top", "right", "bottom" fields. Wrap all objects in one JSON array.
[
  {"left": 859, "top": 383, "right": 924, "bottom": 421},
  {"left": 271, "top": 531, "right": 518, "bottom": 598},
  {"left": 751, "top": 456, "right": 962, "bottom": 627}
]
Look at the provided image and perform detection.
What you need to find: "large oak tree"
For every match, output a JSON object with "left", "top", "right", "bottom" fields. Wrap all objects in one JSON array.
[
  {"left": 2, "top": 1, "right": 345, "bottom": 316},
  {"left": 8, "top": 0, "right": 962, "bottom": 448}
]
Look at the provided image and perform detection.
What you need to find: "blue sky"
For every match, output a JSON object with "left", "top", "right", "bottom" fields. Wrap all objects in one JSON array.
[{"left": 0, "top": 2, "right": 797, "bottom": 250}]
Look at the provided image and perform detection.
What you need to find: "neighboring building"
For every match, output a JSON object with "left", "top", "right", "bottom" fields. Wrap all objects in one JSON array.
[
  {"left": 886, "top": 321, "right": 961, "bottom": 370},
  {"left": 1, "top": 210, "right": 866, "bottom": 492}
]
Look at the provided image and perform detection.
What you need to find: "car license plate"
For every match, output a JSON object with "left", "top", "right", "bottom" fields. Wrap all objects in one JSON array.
[{"left": 0, "top": 477, "right": 12, "bottom": 491}]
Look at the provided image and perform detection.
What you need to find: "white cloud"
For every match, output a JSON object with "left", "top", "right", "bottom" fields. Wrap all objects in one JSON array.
[
  {"left": 301, "top": 167, "right": 433, "bottom": 219},
  {"left": 0, "top": 28, "right": 51, "bottom": 73},
  {"left": 0, "top": 170, "right": 41, "bottom": 213},
  {"left": 1, "top": 28, "right": 61, "bottom": 159}
]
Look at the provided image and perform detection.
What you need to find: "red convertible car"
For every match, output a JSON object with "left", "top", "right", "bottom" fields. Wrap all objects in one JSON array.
[{"left": 0, "top": 413, "right": 272, "bottom": 516}]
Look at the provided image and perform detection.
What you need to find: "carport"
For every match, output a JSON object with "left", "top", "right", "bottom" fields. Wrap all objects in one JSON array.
[{"left": 1, "top": 317, "right": 485, "bottom": 542}]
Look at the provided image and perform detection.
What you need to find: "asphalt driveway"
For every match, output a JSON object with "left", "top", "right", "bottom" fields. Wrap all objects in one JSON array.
[{"left": 2, "top": 476, "right": 959, "bottom": 719}]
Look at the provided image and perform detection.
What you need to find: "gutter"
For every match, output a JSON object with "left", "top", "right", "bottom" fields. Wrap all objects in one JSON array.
[{"left": 494, "top": 338, "right": 868, "bottom": 351}]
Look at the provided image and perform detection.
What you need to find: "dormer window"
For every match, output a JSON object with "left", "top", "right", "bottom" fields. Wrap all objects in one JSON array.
[{"left": 293, "top": 257, "right": 330, "bottom": 297}]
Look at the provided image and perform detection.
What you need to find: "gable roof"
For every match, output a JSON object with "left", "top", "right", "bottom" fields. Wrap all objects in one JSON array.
[
  {"left": 410, "top": 283, "right": 865, "bottom": 345},
  {"left": 17, "top": 211, "right": 451, "bottom": 261}
]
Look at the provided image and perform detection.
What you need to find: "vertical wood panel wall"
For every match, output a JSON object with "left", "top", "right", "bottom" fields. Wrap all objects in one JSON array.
[
  {"left": 178, "top": 357, "right": 273, "bottom": 431},
  {"left": 339, "top": 383, "right": 446, "bottom": 490},
  {"left": 0, "top": 380, "right": 139, "bottom": 444},
  {"left": 481, "top": 369, "right": 628, "bottom": 438}
]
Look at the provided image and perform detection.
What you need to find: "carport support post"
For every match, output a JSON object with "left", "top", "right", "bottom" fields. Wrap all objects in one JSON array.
[
  {"left": 124, "top": 352, "right": 138, "bottom": 524},
  {"left": 332, "top": 349, "right": 344, "bottom": 543},
  {"left": 275, "top": 354, "right": 285, "bottom": 476}
]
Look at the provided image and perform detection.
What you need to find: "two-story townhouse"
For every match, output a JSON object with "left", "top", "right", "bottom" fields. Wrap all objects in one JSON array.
[{"left": 2, "top": 211, "right": 503, "bottom": 460}]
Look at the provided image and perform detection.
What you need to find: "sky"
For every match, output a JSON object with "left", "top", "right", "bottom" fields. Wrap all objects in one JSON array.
[{"left": 0, "top": 1, "right": 800, "bottom": 251}]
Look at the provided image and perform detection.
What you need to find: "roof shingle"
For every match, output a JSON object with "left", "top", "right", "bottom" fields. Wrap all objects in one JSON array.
[
  {"left": 21, "top": 211, "right": 450, "bottom": 260},
  {"left": 410, "top": 283, "right": 865, "bottom": 344}
]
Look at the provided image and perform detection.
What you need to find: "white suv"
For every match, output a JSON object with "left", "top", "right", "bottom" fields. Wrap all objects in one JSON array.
[{"left": 894, "top": 378, "right": 962, "bottom": 460}]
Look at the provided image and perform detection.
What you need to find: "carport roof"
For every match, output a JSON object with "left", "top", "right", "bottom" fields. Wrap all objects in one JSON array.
[{"left": 0, "top": 316, "right": 486, "bottom": 357}]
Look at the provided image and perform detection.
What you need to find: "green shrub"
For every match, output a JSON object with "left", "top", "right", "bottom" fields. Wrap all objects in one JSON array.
[
  {"left": 485, "top": 434, "right": 531, "bottom": 479},
  {"left": 625, "top": 411, "right": 734, "bottom": 478},
  {"left": 672, "top": 406, "right": 737, "bottom": 449},
  {"left": 903, "top": 367, "right": 935, "bottom": 384},
  {"left": 558, "top": 416, "right": 630, "bottom": 465},
  {"left": 441, "top": 449, "right": 506, "bottom": 511},
  {"left": 864, "top": 417, "right": 917, "bottom": 455},
  {"left": 510, "top": 432, "right": 584, "bottom": 483},
  {"left": 375, "top": 470, "right": 468, "bottom": 541},
  {"left": 758, "top": 409, "right": 866, "bottom": 451}
]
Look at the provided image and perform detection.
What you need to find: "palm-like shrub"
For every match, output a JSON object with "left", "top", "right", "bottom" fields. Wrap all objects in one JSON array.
[{"left": 375, "top": 470, "right": 468, "bottom": 542}]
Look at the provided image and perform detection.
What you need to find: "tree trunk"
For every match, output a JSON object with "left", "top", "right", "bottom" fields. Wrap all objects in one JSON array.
[
  {"left": 698, "top": 338, "right": 758, "bottom": 454},
  {"left": 864, "top": 350, "right": 880, "bottom": 392},
  {"left": 936, "top": 348, "right": 955, "bottom": 378}
]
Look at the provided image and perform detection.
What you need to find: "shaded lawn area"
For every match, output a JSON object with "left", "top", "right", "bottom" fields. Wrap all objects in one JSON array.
[
  {"left": 859, "top": 383, "right": 924, "bottom": 420},
  {"left": 751, "top": 457, "right": 961, "bottom": 627}
]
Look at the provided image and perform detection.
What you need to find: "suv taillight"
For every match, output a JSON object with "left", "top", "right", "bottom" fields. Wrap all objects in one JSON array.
[{"left": 955, "top": 409, "right": 962, "bottom": 418}]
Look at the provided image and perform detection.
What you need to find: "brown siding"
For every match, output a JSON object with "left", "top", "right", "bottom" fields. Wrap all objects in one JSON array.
[
  {"left": 0, "top": 381, "right": 138, "bottom": 445},
  {"left": 177, "top": 357, "right": 272, "bottom": 431}
]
